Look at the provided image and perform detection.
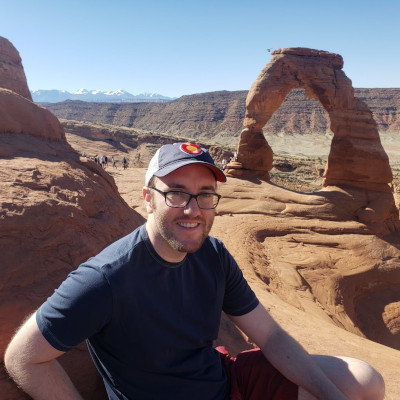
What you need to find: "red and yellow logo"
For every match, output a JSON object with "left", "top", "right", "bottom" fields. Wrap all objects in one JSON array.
[{"left": 180, "top": 143, "right": 203, "bottom": 155}]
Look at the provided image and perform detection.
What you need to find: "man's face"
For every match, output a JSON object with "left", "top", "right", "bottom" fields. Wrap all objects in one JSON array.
[{"left": 144, "top": 164, "right": 217, "bottom": 262}]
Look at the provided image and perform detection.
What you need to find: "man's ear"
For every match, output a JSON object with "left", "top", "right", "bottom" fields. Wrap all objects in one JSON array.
[{"left": 143, "top": 187, "right": 154, "bottom": 214}]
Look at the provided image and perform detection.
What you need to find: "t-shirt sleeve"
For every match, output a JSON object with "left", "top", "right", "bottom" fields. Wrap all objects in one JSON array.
[
  {"left": 36, "top": 262, "right": 113, "bottom": 352},
  {"left": 216, "top": 241, "right": 259, "bottom": 316}
]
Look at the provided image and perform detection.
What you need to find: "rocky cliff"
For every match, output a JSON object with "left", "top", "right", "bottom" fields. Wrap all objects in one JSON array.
[{"left": 44, "top": 88, "right": 400, "bottom": 146}]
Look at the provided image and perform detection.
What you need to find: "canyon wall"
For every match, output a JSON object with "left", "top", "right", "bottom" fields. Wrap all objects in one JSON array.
[{"left": 44, "top": 89, "right": 400, "bottom": 145}]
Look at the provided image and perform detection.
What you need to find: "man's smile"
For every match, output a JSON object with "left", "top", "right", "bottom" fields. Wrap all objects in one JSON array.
[{"left": 178, "top": 222, "right": 200, "bottom": 228}]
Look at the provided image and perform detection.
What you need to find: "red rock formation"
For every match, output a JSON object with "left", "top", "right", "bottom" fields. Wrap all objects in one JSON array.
[
  {"left": 226, "top": 47, "right": 398, "bottom": 230},
  {"left": 0, "top": 37, "right": 32, "bottom": 100},
  {"left": 0, "top": 37, "right": 144, "bottom": 399},
  {"left": 0, "top": 88, "right": 65, "bottom": 140},
  {"left": 228, "top": 48, "right": 392, "bottom": 187}
]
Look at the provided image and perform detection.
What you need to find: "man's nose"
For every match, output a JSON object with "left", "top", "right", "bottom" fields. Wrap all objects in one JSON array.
[{"left": 183, "top": 196, "right": 200, "bottom": 214}]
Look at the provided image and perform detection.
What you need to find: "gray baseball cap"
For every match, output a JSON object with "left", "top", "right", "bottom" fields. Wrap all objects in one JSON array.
[{"left": 145, "top": 142, "right": 226, "bottom": 186}]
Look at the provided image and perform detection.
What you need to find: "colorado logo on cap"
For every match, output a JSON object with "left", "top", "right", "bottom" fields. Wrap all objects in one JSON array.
[
  {"left": 179, "top": 143, "right": 203, "bottom": 155},
  {"left": 180, "top": 143, "right": 203, "bottom": 155}
]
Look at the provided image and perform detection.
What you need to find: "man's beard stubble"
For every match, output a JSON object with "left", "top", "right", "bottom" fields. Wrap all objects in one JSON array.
[{"left": 152, "top": 199, "right": 214, "bottom": 254}]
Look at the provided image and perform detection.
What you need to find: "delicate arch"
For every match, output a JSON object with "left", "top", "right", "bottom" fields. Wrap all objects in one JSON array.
[{"left": 226, "top": 48, "right": 392, "bottom": 193}]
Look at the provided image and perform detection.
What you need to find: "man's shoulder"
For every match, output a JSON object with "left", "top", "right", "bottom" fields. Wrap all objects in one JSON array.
[{"left": 89, "top": 224, "right": 147, "bottom": 268}]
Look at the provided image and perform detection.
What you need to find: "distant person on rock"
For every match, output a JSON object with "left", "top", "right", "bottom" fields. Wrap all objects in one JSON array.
[
  {"left": 122, "top": 156, "right": 128, "bottom": 170},
  {"left": 101, "top": 155, "right": 108, "bottom": 169},
  {"left": 222, "top": 158, "right": 227, "bottom": 170},
  {"left": 5, "top": 142, "right": 385, "bottom": 400}
]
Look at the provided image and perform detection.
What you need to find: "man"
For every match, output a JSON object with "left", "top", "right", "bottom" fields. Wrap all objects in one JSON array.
[{"left": 5, "top": 142, "right": 385, "bottom": 399}]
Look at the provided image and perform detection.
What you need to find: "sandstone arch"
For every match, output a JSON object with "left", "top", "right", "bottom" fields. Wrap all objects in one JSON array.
[
  {"left": 226, "top": 47, "right": 398, "bottom": 229},
  {"left": 226, "top": 47, "right": 392, "bottom": 192}
]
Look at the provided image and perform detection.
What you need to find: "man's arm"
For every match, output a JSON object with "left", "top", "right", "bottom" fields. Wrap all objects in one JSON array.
[
  {"left": 4, "top": 312, "right": 84, "bottom": 400},
  {"left": 229, "top": 303, "right": 349, "bottom": 400}
]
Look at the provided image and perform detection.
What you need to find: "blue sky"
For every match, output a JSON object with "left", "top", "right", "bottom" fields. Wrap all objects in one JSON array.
[{"left": 2, "top": 0, "right": 399, "bottom": 98}]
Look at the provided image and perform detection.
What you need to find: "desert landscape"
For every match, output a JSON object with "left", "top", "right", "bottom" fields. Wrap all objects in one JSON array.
[{"left": 2, "top": 35, "right": 400, "bottom": 400}]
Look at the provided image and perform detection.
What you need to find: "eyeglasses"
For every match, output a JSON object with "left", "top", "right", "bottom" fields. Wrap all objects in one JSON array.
[{"left": 149, "top": 187, "right": 221, "bottom": 209}]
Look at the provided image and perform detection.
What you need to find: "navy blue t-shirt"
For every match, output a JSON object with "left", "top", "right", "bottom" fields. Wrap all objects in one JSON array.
[{"left": 37, "top": 224, "right": 259, "bottom": 400}]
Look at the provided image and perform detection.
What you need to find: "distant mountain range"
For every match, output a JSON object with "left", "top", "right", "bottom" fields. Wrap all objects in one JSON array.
[{"left": 31, "top": 89, "right": 176, "bottom": 103}]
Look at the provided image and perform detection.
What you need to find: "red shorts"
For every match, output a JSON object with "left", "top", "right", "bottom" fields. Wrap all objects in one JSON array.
[{"left": 217, "top": 346, "right": 298, "bottom": 400}]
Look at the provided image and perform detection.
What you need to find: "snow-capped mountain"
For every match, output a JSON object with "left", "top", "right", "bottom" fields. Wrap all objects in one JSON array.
[{"left": 30, "top": 89, "right": 175, "bottom": 103}]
